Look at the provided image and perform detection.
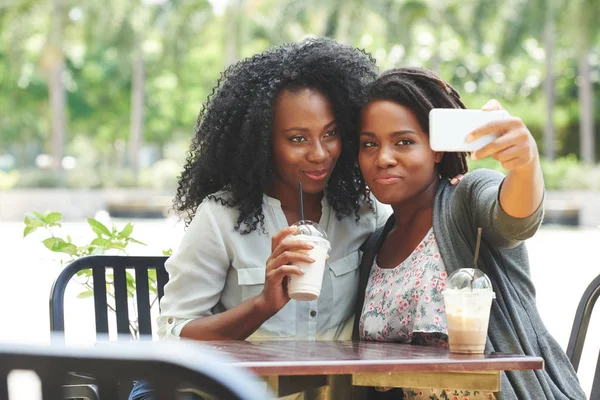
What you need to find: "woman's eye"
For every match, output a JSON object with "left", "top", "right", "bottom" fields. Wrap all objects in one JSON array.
[
  {"left": 362, "top": 141, "right": 376, "bottom": 148},
  {"left": 290, "top": 136, "right": 307, "bottom": 143},
  {"left": 325, "top": 129, "right": 337, "bottom": 137},
  {"left": 396, "top": 139, "right": 413, "bottom": 146}
]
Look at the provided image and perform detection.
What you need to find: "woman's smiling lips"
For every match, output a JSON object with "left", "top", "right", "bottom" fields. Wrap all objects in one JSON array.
[
  {"left": 374, "top": 174, "right": 402, "bottom": 185},
  {"left": 303, "top": 169, "right": 329, "bottom": 180}
]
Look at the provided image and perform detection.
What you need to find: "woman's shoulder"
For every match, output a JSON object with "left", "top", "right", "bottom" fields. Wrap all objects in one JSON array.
[
  {"left": 462, "top": 168, "right": 505, "bottom": 185},
  {"left": 439, "top": 169, "right": 505, "bottom": 202},
  {"left": 190, "top": 190, "right": 241, "bottom": 226},
  {"left": 350, "top": 192, "right": 392, "bottom": 228}
]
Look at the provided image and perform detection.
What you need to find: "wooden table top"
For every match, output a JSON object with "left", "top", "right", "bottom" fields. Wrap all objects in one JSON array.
[{"left": 207, "top": 340, "right": 545, "bottom": 376}]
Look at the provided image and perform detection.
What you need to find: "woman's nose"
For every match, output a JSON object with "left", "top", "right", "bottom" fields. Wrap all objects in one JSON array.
[
  {"left": 376, "top": 147, "right": 397, "bottom": 168},
  {"left": 307, "top": 142, "right": 327, "bottom": 163}
]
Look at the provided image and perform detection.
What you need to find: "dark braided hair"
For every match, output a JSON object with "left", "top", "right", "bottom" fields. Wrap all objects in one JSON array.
[
  {"left": 174, "top": 38, "right": 378, "bottom": 234},
  {"left": 362, "top": 67, "right": 469, "bottom": 180}
]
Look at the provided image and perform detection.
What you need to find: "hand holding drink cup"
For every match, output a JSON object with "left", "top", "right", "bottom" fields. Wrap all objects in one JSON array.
[
  {"left": 285, "top": 183, "right": 331, "bottom": 301},
  {"left": 286, "top": 220, "right": 330, "bottom": 301},
  {"left": 262, "top": 226, "right": 314, "bottom": 313}
]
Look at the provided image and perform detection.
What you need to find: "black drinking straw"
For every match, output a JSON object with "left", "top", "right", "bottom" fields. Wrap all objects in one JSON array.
[
  {"left": 473, "top": 227, "right": 482, "bottom": 268},
  {"left": 470, "top": 227, "right": 483, "bottom": 291},
  {"left": 298, "top": 182, "right": 305, "bottom": 221}
]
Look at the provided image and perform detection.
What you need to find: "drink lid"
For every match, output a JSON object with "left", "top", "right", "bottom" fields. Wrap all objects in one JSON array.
[
  {"left": 291, "top": 220, "right": 328, "bottom": 240},
  {"left": 446, "top": 268, "right": 493, "bottom": 292}
]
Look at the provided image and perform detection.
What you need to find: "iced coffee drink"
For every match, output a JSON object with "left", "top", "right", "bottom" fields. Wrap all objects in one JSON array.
[
  {"left": 443, "top": 269, "right": 495, "bottom": 354},
  {"left": 287, "top": 221, "right": 331, "bottom": 301}
]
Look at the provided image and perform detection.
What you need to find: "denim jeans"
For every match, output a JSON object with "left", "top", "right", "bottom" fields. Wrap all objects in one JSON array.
[{"left": 128, "top": 380, "right": 207, "bottom": 400}]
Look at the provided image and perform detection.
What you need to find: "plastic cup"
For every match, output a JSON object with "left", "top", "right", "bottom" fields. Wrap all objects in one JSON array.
[
  {"left": 287, "top": 221, "right": 331, "bottom": 301},
  {"left": 443, "top": 269, "right": 495, "bottom": 354}
]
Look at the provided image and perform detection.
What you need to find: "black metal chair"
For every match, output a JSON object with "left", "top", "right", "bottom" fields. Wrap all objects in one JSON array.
[
  {"left": 50, "top": 255, "right": 169, "bottom": 340},
  {"left": 0, "top": 340, "right": 272, "bottom": 400},
  {"left": 49, "top": 255, "right": 169, "bottom": 399},
  {"left": 567, "top": 274, "right": 600, "bottom": 399}
]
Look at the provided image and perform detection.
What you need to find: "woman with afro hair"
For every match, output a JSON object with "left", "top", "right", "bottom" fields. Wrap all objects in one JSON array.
[
  {"left": 145, "top": 36, "right": 399, "bottom": 348},
  {"left": 130, "top": 37, "right": 392, "bottom": 399}
]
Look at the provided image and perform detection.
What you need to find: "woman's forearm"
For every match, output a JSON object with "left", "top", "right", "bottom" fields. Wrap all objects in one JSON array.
[
  {"left": 499, "top": 155, "right": 545, "bottom": 218},
  {"left": 180, "top": 294, "right": 276, "bottom": 341}
]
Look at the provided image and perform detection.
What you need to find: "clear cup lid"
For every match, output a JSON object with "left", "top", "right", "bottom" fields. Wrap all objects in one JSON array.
[
  {"left": 292, "top": 220, "right": 328, "bottom": 240},
  {"left": 446, "top": 268, "right": 493, "bottom": 292}
]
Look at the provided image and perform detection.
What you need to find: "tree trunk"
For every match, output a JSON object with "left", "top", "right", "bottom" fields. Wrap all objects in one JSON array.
[
  {"left": 129, "top": 37, "right": 145, "bottom": 176},
  {"left": 543, "top": 21, "right": 555, "bottom": 160},
  {"left": 224, "top": 1, "right": 240, "bottom": 67},
  {"left": 49, "top": 0, "right": 66, "bottom": 181},
  {"left": 335, "top": 3, "right": 351, "bottom": 43},
  {"left": 578, "top": 49, "right": 594, "bottom": 164}
]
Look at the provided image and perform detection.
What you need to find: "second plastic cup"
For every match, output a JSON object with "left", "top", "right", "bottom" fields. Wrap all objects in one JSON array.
[
  {"left": 443, "top": 269, "right": 496, "bottom": 354},
  {"left": 287, "top": 221, "right": 331, "bottom": 301}
]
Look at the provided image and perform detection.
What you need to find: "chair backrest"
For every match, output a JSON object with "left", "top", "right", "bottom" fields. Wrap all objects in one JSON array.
[
  {"left": 0, "top": 341, "right": 272, "bottom": 400},
  {"left": 49, "top": 255, "right": 169, "bottom": 339},
  {"left": 567, "top": 274, "right": 600, "bottom": 399}
]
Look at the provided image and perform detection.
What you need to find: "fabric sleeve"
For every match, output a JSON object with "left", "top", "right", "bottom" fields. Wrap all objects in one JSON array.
[
  {"left": 373, "top": 196, "right": 393, "bottom": 229},
  {"left": 452, "top": 169, "right": 544, "bottom": 249},
  {"left": 157, "top": 200, "right": 230, "bottom": 339}
]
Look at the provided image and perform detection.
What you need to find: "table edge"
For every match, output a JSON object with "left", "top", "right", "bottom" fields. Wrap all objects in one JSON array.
[{"left": 234, "top": 357, "right": 545, "bottom": 376}]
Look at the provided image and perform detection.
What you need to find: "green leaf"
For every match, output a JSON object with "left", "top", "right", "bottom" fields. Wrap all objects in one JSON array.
[
  {"left": 106, "top": 242, "right": 127, "bottom": 251},
  {"left": 58, "top": 243, "right": 78, "bottom": 256},
  {"left": 87, "top": 218, "right": 111, "bottom": 237},
  {"left": 162, "top": 248, "right": 173, "bottom": 256},
  {"left": 42, "top": 237, "right": 58, "bottom": 251},
  {"left": 147, "top": 269, "right": 157, "bottom": 280},
  {"left": 76, "top": 269, "right": 93, "bottom": 277},
  {"left": 32, "top": 211, "right": 46, "bottom": 222},
  {"left": 128, "top": 238, "right": 146, "bottom": 246},
  {"left": 23, "top": 225, "right": 37, "bottom": 238},
  {"left": 77, "top": 290, "right": 94, "bottom": 299},
  {"left": 126, "top": 272, "right": 136, "bottom": 296},
  {"left": 90, "top": 238, "right": 110, "bottom": 247},
  {"left": 118, "top": 222, "right": 134, "bottom": 239},
  {"left": 44, "top": 212, "right": 63, "bottom": 225},
  {"left": 23, "top": 216, "right": 44, "bottom": 237},
  {"left": 92, "top": 246, "right": 106, "bottom": 255},
  {"left": 42, "top": 237, "right": 77, "bottom": 255},
  {"left": 77, "top": 245, "right": 94, "bottom": 255}
]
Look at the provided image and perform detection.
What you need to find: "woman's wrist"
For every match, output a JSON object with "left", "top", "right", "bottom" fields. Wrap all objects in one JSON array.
[{"left": 253, "top": 293, "right": 279, "bottom": 320}]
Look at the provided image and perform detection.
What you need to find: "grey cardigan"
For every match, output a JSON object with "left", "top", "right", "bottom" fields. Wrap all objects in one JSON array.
[{"left": 353, "top": 169, "right": 585, "bottom": 400}]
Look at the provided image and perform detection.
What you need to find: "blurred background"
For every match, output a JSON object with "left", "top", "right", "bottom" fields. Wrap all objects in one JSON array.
[
  {"left": 0, "top": 0, "right": 599, "bottom": 197},
  {"left": 0, "top": 0, "right": 599, "bottom": 397}
]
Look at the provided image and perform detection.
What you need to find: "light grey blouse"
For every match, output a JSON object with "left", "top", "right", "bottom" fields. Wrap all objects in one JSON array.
[{"left": 158, "top": 191, "right": 391, "bottom": 341}]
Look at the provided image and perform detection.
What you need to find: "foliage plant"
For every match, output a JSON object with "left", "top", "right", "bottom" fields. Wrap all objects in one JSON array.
[{"left": 23, "top": 211, "right": 171, "bottom": 338}]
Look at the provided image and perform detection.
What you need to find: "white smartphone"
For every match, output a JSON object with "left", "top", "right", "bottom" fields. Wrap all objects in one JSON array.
[{"left": 429, "top": 108, "right": 509, "bottom": 152}]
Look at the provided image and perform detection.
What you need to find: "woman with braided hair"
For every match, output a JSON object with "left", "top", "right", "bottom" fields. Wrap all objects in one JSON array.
[{"left": 354, "top": 67, "right": 584, "bottom": 399}]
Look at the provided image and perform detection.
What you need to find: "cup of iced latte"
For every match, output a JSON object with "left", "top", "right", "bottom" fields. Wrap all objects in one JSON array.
[
  {"left": 442, "top": 268, "right": 495, "bottom": 354},
  {"left": 287, "top": 220, "right": 331, "bottom": 301}
]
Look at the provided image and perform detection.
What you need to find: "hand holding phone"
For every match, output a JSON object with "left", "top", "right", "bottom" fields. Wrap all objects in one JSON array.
[{"left": 429, "top": 109, "right": 510, "bottom": 152}]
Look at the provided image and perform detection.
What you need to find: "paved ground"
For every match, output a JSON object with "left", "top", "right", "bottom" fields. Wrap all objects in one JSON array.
[{"left": 1, "top": 219, "right": 598, "bottom": 398}]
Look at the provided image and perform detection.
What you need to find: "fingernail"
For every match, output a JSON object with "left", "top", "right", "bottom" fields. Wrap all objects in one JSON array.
[
  {"left": 305, "top": 242, "right": 314, "bottom": 248},
  {"left": 465, "top": 134, "right": 474, "bottom": 143}
]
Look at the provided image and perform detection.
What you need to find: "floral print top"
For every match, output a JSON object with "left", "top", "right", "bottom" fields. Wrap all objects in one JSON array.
[{"left": 359, "top": 228, "right": 495, "bottom": 400}]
